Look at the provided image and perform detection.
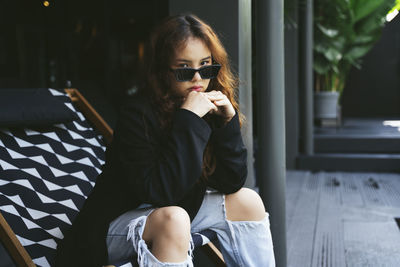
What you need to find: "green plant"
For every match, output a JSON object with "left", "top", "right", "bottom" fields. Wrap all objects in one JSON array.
[
  {"left": 314, "top": 0, "right": 396, "bottom": 94},
  {"left": 389, "top": 0, "right": 400, "bottom": 15}
]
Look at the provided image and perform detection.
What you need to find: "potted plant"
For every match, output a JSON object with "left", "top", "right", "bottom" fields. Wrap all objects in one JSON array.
[{"left": 313, "top": 0, "right": 396, "bottom": 122}]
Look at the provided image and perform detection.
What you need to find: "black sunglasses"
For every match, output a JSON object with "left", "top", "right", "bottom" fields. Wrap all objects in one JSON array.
[{"left": 170, "top": 64, "right": 221, "bottom": 82}]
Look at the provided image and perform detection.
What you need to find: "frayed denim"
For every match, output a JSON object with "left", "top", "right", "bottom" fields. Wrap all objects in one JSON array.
[
  {"left": 106, "top": 190, "right": 275, "bottom": 267},
  {"left": 125, "top": 213, "right": 193, "bottom": 267}
]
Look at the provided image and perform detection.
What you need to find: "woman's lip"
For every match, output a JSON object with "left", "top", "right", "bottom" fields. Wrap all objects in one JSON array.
[{"left": 190, "top": 86, "right": 203, "bottom": 91}]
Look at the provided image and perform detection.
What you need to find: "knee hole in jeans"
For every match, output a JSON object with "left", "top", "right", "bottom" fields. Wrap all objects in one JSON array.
[
  {"left": 225, "top": 188, "right": 266, "bottom": 221},
  {"left": 143, "top": 206, "right": 191, "bottom": 249}
]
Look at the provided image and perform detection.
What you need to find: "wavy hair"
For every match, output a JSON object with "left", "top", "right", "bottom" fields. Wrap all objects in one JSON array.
[{"left": 142, "top": 14, "right": 243, "bottom": 180}]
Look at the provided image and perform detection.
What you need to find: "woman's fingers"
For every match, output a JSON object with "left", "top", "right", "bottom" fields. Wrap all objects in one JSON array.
[
  {"left": 201, "top": 91, "right": 235, "bottom": 121},
  {"left": 181, "top": 90, "right": 235, "bottom": 120},
  {"left": 202, "top": 91, "right": 225, "bottom": 101},
  {"left": 203, "top": 91, "right": 225, "bottom": 97},
  {"left": 213, "top": 99, "right": 230, "bottom": 106},
  {"left": 181, "top": 91, "right": 219, "bottom": 117},
  {"left": 210, "top": 103, "right": 219, "bottom": 112},
  {"left": 203, "top": 91, "right": 231, "bottom": 108}
]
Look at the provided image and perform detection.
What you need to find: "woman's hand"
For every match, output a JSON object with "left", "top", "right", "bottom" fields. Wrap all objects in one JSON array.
[
  {"left": 203, "top": 91, "right": 236, "bottom": 122},
  {"left": 181, "top": 91, "right": 218, "bottom": 118}
]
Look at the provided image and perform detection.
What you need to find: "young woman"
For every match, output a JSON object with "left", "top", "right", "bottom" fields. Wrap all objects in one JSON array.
[{"left": 56, "top": 14, "right": 275, "bottom": 267}]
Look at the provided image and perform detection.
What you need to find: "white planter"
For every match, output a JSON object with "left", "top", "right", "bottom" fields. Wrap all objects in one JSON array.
[{"left": 314, "top": 91, "right": 339, "bottom": 119}]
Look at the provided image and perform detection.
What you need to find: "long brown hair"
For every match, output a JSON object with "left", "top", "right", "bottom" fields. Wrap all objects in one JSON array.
[{"left": 142, "top": 14, "right": 243, "bottom": 180}]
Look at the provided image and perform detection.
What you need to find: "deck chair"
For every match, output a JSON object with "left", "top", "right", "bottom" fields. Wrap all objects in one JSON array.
[{"left": 0, "top": 88, "right": 225, "bottom": 267}]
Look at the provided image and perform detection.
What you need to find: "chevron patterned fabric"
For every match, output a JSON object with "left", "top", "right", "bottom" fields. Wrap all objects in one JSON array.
[
  {"left": 0, "top": 88, "right": 216, "bottom": 267},
  {"left": 0, "top": 89, "right": 106, "bottom": 266}
]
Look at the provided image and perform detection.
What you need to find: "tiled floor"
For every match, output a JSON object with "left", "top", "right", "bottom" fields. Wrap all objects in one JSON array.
[{"left": 286, "top": 171, "right": 400, "bottom": 267}]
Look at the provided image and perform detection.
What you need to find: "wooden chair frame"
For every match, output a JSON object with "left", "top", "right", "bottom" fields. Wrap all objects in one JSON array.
[{"left": 0, "top": 88, "right": 225, "bottom": 266}]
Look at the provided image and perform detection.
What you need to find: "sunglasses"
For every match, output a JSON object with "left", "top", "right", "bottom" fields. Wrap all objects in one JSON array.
[{"left": 170, "top": 64, "right": 221, "bottom": 82}]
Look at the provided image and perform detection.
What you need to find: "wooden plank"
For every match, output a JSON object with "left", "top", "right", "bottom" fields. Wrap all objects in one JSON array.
[
  {"left": 0, "top": 212, "right": 35, "bottom": 267},
  {"left": 310, "top": 172, "right": 345, "bottom": 267},
  {"left": 65, "top": 88, "right": 114, "bottom": 144},
  {"left": 286, "top": 172, "right": 320, "bottom": 267},
  {"left": 286, "top": 170, "right": 308, "bottom": 227},
  {"left": 357, "top": 173, "right": 388, "bottom": 207},
  {"left": 341, "top": 173, "right": 400, "bottom": 224},
  {"left": 342, "top": 172, "right": 400, "bottom": 266},
  {"left": 344, "top": 221, "right": 400, "bottom": 266},
  {"left": 374, "top": 173, "right": 400, "bottom": 208},
  {"left": 287, "top": 171, "right": 400, "bottom": 266},
  {"left": 200, "top": 242, "right": 226, "bottom": 266},
  {"left": 340, "top": 172, "right": 364, "bottom": 207}
]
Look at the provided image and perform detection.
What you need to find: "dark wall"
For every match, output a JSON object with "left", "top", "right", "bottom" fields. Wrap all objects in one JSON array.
[
  {"left": 342, "top": 15, "right": 400, "bottom": 118},
  {"left": 0, "top": 0, "right": 168, "bottom": 127},
  {"left": 168, "top": 0, "right": 239, "bottom": 72},
  {"left": 0, "top": 0, "right": 50, "bottom": 87},
  {"left": 0, "top": 0, "right": 108, "bottom": 88}
]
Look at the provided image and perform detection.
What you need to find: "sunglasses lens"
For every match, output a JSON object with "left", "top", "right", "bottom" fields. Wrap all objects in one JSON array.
[
  {"left": 199, "top": 65, "right": 221, "bottom": 79},
  {"left": 172, "top": 64, "right": 221, "bottom": 82},
  {"left": 174, "top": 69, "right": 195, "bottom": 82}
]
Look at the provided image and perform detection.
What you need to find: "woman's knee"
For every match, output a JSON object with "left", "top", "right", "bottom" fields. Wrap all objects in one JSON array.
[
  {"left": 225, "top": 188, "right": 266, "bottom": 221},
  {"left": 143, "top": 206, "right": 191, "bottom": 244}
]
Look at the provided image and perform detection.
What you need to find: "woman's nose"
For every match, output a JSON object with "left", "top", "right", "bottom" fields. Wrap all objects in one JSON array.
[{"left": 192, "top": 71, "right": 202, "bottom": 81}]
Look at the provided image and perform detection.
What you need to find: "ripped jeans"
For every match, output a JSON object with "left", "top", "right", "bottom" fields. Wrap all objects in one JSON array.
[{"left": 106, "top": 190, "right": 275, "bottom": 267}]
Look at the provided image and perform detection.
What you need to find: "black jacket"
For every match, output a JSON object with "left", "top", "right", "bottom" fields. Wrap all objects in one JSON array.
[{"left": 55, "top": 93, "right": 247, "bottom": 266}]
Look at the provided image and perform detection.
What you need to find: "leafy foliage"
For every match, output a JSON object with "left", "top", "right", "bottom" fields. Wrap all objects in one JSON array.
[
  {"left": 314, "top": 0, "right": 395, "bottom": 93},
  {"left": 388, "top": 0, "right": 400, "bottom": 14}
]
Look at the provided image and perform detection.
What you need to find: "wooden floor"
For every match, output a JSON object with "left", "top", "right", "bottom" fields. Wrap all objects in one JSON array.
[{"left": 286, "top": 171, "right": 400, "bottom": 267}]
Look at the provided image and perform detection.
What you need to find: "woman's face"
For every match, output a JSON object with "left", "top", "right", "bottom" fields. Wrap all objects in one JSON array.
[{"left": 170, "top": 37, "right": 212, "bottom": 97}]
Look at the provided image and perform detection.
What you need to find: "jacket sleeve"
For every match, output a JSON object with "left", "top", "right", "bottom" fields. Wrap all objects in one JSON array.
[
  {"left": 110, "top": 102, "right": 211, "bottom": 206},
  {"left": 206, "top": 112, "right": 247, "bottom": 194}
]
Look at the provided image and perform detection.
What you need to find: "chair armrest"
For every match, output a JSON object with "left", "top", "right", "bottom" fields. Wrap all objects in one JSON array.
[
  {"left": 65, "top": 88, "right": 114, "bottom": 144},
  {"left": 0, "top": 212, "right": 35, "bottom": 267}
]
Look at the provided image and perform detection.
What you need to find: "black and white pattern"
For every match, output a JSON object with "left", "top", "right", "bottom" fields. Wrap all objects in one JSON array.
[
  {"left": 0, "top": 89, "right": 105, "bottom": 267},
  {"left": 0, "top": 88, "right": 216, "bottom": 267}
]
